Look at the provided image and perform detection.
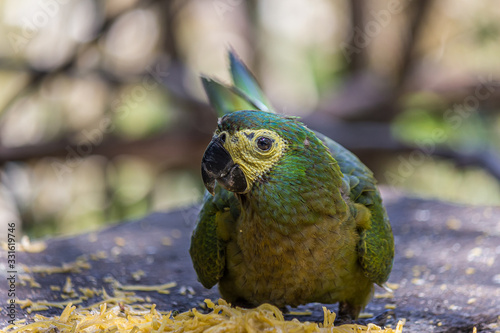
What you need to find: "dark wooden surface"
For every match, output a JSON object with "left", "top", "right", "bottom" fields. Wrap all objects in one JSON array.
[{"left": 1, "top": 192, "right": 499, "bottom": 332}]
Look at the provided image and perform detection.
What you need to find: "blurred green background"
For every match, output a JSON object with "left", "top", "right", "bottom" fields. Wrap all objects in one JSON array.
[{"left": 0, "top": 0, "right": 499, "bottom": 239}]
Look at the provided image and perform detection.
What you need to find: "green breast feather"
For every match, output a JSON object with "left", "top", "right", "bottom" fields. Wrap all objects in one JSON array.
[{"left": 189, "top": 50, "right": 394, "bottom": 297}]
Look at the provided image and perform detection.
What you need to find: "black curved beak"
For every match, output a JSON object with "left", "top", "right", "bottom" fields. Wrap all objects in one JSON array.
[{"left": 201, "top": 135, "right": 247, "bottom": 195}]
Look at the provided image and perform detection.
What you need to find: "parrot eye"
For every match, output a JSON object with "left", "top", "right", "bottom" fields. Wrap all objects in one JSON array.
[{"left": 256, "top": 136, "right": 273, "bottom": 151}]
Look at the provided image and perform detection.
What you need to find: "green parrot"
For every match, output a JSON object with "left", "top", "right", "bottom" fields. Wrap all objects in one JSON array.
[{"left": 189, "top": 51, "right": 394, "bottom": 320}]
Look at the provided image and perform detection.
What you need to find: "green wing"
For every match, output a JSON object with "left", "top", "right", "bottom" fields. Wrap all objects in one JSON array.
[
  {"left": 189, "top": 186, "right": 240, "bottom": 288},
  {"left": 315, "top": 131, "right": 394, "bottom": 285}
]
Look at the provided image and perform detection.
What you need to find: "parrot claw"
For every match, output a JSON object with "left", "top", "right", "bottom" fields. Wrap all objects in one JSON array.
[{"left": 379, "top": 283, "right": 393, "bottom": 293}]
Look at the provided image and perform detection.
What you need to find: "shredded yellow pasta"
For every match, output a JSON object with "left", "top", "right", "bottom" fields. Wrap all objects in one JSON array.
[{"left": 1, "top": 299, "right": 404, "bottom": 333}]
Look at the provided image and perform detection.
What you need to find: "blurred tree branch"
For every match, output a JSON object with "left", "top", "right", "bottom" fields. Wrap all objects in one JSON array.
[
  {"left": 395, "top": 0, "right": 432, "bottom": 89},
  {"left": 0, "top": 126, "right": 212, "bottom": 170},
  {"left": 322, "top": 0, "right": 433, "bottom": 122},
  {"left": 346, "top": 0, "right": 366, "bottom": 73}
]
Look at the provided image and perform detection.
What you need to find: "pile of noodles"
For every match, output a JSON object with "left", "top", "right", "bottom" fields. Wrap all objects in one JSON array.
[{"left": 2, "top": 298, "right": 404, "bottom": 333}]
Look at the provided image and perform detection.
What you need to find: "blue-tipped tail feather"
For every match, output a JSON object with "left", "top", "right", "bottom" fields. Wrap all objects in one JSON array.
[{"left": 201, "top": 50, "right": 275, "bottom": 117}]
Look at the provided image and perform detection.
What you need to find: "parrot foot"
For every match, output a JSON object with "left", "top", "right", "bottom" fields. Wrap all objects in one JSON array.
[
  {"left": 358, "top": 309, "right": 395, "bottom": 327},
  {"left": 231, "top": 298, "right": 256, "bottom": 309},
  {"left": 336, "top": 301, "right": 361, "bottom": 324},
  {"left": 280, "top": 306, "right": 290, "bottom": 314}
]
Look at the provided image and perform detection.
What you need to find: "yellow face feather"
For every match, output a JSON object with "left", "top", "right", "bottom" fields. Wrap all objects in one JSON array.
[{"left": 220, "top": 129, "right": 287, "bottom": 193}]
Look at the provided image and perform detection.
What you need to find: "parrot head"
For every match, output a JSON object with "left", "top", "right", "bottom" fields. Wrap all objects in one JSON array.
[{"left": 201, "top": 110, "right": 326, "bottom": 195}]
